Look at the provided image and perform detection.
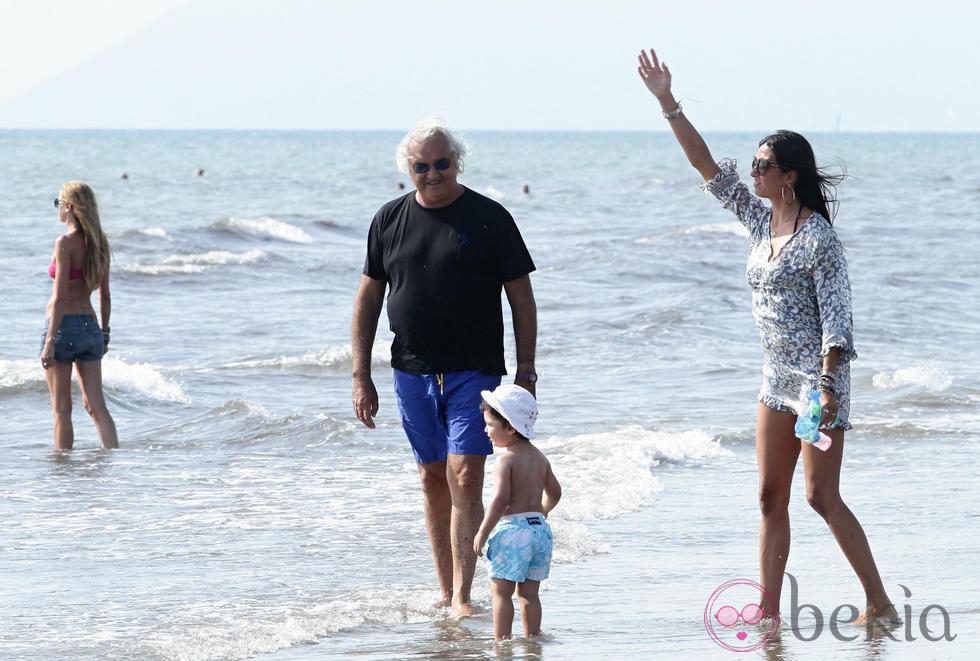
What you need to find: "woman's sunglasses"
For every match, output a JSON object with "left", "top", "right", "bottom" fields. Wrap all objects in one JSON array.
[
  {"left": 751, "top": 157, "right": 786, "bottom": 176},
  {"left": 412, "top": 158, "right": 453, "bottom": 174},
  {"left": 53, "top": 198, "right": 64, "bottom": 208}
]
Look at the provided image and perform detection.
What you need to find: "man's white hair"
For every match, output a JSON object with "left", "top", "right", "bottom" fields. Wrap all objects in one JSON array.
[{"left": 395, "top": 115, "right": 469, "bottom": 175}]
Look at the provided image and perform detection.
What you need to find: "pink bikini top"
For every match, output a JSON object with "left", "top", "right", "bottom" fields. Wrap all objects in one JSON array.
[{"left": 48, "top": 259, "right": 84, "bottom": 281}]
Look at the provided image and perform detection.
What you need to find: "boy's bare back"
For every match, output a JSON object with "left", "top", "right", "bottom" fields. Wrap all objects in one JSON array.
[{"left": 498, "top": 441, "right": 560, "bottom": 515}]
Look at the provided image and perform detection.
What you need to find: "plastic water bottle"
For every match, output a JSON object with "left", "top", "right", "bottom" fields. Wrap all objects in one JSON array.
[{"left": 794, "top": 390, "right": 833, "bottom": 451}]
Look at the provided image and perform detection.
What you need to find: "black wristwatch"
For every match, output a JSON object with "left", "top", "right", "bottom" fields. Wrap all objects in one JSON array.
[{"left": 515, "top": 371, "right": 538, "bottom": 384}]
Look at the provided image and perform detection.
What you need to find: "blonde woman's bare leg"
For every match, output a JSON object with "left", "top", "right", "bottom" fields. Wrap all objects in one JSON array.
[
  {"left": 45, "top": 362, "right": 75, "bottom": 450},
  {"left": 74, "top": 360, "right": 118, "bottom": 449},
  {"left": 801, "top": 431, "right": 896, "bottom": 622},
  {"left": 756, "top": 404, "right": 801, "bottom": 616}
]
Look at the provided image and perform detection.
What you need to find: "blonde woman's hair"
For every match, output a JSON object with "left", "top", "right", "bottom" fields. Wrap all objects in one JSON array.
[{"left": 61, "top": 181, "right": 111, "bottom": 290}]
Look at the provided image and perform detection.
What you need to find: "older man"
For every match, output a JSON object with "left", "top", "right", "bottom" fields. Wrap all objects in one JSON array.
[{"left": 352, "top": 117, "right": 537, "bottom": 617}]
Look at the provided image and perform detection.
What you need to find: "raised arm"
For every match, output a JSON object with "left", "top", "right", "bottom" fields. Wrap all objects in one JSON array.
[
  {"left": 351, "top": 275, "right": 386, "bottom": 428},
  {"left": 637, "top": 48, "right": 720, "bottom": 182}
]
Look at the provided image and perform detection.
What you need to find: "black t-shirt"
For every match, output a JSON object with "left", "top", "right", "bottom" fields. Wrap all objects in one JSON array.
[{"left": 363, "top": 187, "right": 535, "bottom": 375}]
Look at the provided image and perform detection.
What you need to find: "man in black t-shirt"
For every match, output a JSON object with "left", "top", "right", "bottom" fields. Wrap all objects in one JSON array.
[{"left": 352, "top": 117, "right": 537, "bottom": 617}]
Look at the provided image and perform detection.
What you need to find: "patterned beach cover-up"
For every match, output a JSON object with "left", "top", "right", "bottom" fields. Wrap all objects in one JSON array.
[{"left": 702, "top": 158, "right": 856, "bottom": 430}]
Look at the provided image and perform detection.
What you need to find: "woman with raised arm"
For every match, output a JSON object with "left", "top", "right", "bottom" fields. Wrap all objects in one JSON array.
[
  {"left": 636, "top": 49, "right": 897, "bottom": 625},
  {"left": 41, "top": 181, "right": 119, "bottom": 450}
]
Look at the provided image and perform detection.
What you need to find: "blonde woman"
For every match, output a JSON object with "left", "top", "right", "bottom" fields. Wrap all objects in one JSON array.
[{"left": 41, "top": 181, "right": 118, "bottom": 449}]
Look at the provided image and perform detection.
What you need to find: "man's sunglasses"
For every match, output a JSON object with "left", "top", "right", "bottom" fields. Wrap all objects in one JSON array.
[
  {"left": 412, "top": 158, "right": 453, "bottom": 174},
  {"left": 751, "top": 157, "right": 785, "bottom": 176}
]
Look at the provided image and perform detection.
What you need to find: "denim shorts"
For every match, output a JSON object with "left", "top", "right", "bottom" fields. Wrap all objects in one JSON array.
[
  {"left": 393, "top": 369, "right": 502, "bottom": 464},
  {"left": 40, "top": 314, "right": 105, "bottom": 362}
]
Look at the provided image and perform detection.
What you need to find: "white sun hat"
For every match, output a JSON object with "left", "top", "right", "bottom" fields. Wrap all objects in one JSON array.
[{"left": 480, "top": 384, "right": 538, "bottom": 439}]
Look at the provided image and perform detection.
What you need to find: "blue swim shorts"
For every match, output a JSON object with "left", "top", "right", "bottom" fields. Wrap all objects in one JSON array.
[
  {"left": 40, "top": 314, "right": 105, "bottom": 362},
  {"left": 393, "top": 369, "right": 502, "bottom": 464},
  {"left": 486, "top": 512, "right": 553, "bottom": 583}
]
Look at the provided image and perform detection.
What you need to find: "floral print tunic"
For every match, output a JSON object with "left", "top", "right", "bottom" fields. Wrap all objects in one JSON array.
[{"left": 703, "top": 159, "right": 856, "bottom": 430}]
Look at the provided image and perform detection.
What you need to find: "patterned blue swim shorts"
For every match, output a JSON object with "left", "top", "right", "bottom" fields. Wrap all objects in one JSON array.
[{"left": 486, "top": 512, "right": 553, "bottom": 582}]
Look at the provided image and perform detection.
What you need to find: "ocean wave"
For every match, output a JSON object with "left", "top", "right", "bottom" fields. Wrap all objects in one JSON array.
[
  {"left": 144, "top": 587, "right": 439, "bottom": 661},
  {"left": 142, "top": 401, "right": 355, "bottom": 450},
  {"left": 0, "top": 359, "right": 39, "bottom": 395},
  {"left": 117, "top": 227, "right": 170, "bottom": 240},
  {"left": 484, "top": 185, "right": 506, "bottom": 200},
  {"left": 682, "top": 222, "right": 750, "bottom": 237},
  {"left": 635, "top": 222, "right": 749, "bottom": 245},
  {"left": 872, "top": 365, "right": 953, "bottom": 391},
  {"left": 210, "top": 217, "right": 313, "bottom": 244},
  {"left": 0, "top": 357, "right": 188, "bottom": 403},
  {"left": 312, "top": 219, "right": 350, "bottom": 231},
  {"left": 536, "top": 426, "right": 730, "bottom": 522},
  {"left": 103, "top": 358, "right": 190, "bottom": 403},
  {"left": 222, "top": 343, "right": 391, "bottom": 372},
  {"left": 119, "top": 249, "right": 266, "bottom": 275}
]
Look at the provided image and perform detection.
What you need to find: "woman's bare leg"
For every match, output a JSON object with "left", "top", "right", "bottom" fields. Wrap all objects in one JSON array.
[
  {"left": 801, "top": 430, "right": 896, "bottom": 621},
  {"left": 45, "top": 362, "right": 75, "bottom": 450},
  {"left": 756, "top": 404, "right": 801, "bottom": 616},
  {"left": 74, "top": 360, "right": 118, "bottom": 449}
]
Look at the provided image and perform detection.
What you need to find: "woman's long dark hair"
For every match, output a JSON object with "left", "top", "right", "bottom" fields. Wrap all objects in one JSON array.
[{"left": 760, "top": 130, "right": 846, "bottom": 224}]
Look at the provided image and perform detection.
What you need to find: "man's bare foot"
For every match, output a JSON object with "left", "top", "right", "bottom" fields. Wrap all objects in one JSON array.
[
  {"left": 450, "top": 600, "right": 480, "bottom": 618},
  {"left": 855, "top": 603, "right": 902, "bottom": 627}
]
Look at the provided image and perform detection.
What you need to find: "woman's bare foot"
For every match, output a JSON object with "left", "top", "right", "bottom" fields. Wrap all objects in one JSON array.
[
  {"left": 432, "top": 594, "right": 452, "bottom": 609},
  {"left": 855, "top": 603, "right": 902, "bottom": 627}
]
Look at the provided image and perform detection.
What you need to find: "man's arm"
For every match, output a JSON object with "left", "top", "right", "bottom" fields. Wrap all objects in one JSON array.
[
  {"left": 503, "top": 274, "right": 537, "bottom": 396},
  {"left": 351, "top": 275, "right": 386, "bottom": 428}
]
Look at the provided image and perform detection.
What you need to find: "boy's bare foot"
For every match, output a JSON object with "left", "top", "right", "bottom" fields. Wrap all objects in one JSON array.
[{"left": 855, "top": 603, "right": 902, "bottom": 627}]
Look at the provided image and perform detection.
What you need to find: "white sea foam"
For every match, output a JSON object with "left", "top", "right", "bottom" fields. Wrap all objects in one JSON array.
[
  {"left": 0, "top": 359, "right": 39, "bottom": 393},
  {"left": 683, "top": 222, "right": 750, "bottom": 238},
  {"left": 101, "top": 357, "right": 190, "bottom": 403},
  {"left": 534, "top": 426, "right": 729, "bottom": 521},
  {"left": 484, "top": 185, "right": 506, "bottom": 200},
  {"left": 146, "top": 587, "right": 438, "bottom": 661},
  {"left": 212, "top": 217, "right": 313, "bottom": 243},
  {"left": 872, "top": 365, "right": 953, "bottom": 391},
  {"left": 118, "top": 227, "right": 170, "bottom": 240},
  {"left": 0, "top": 357, "right": 188, "bottom": 402},
  {"left": 223, "top": 343, "right": 391, "bottom": 371},
  {"left": 214, "top": 398, "right": 272, "bottom": 418},
  {"left": 120, "top": 249, "right": 266, "bottom": 275}
]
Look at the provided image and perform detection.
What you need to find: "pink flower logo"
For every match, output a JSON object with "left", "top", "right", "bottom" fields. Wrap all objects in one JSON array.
[{"left": 704, "top": 579, "right": 780, "bottom": 652}]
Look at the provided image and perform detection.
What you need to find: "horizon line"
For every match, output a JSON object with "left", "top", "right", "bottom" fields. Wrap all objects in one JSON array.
[{"left": 0, "top": 127, "right": 977, "bottom": 135}]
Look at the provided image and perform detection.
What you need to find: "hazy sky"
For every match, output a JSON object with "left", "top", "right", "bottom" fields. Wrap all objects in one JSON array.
[{"left": 0, "top": 0, "right": 976, "bottom": 132}]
